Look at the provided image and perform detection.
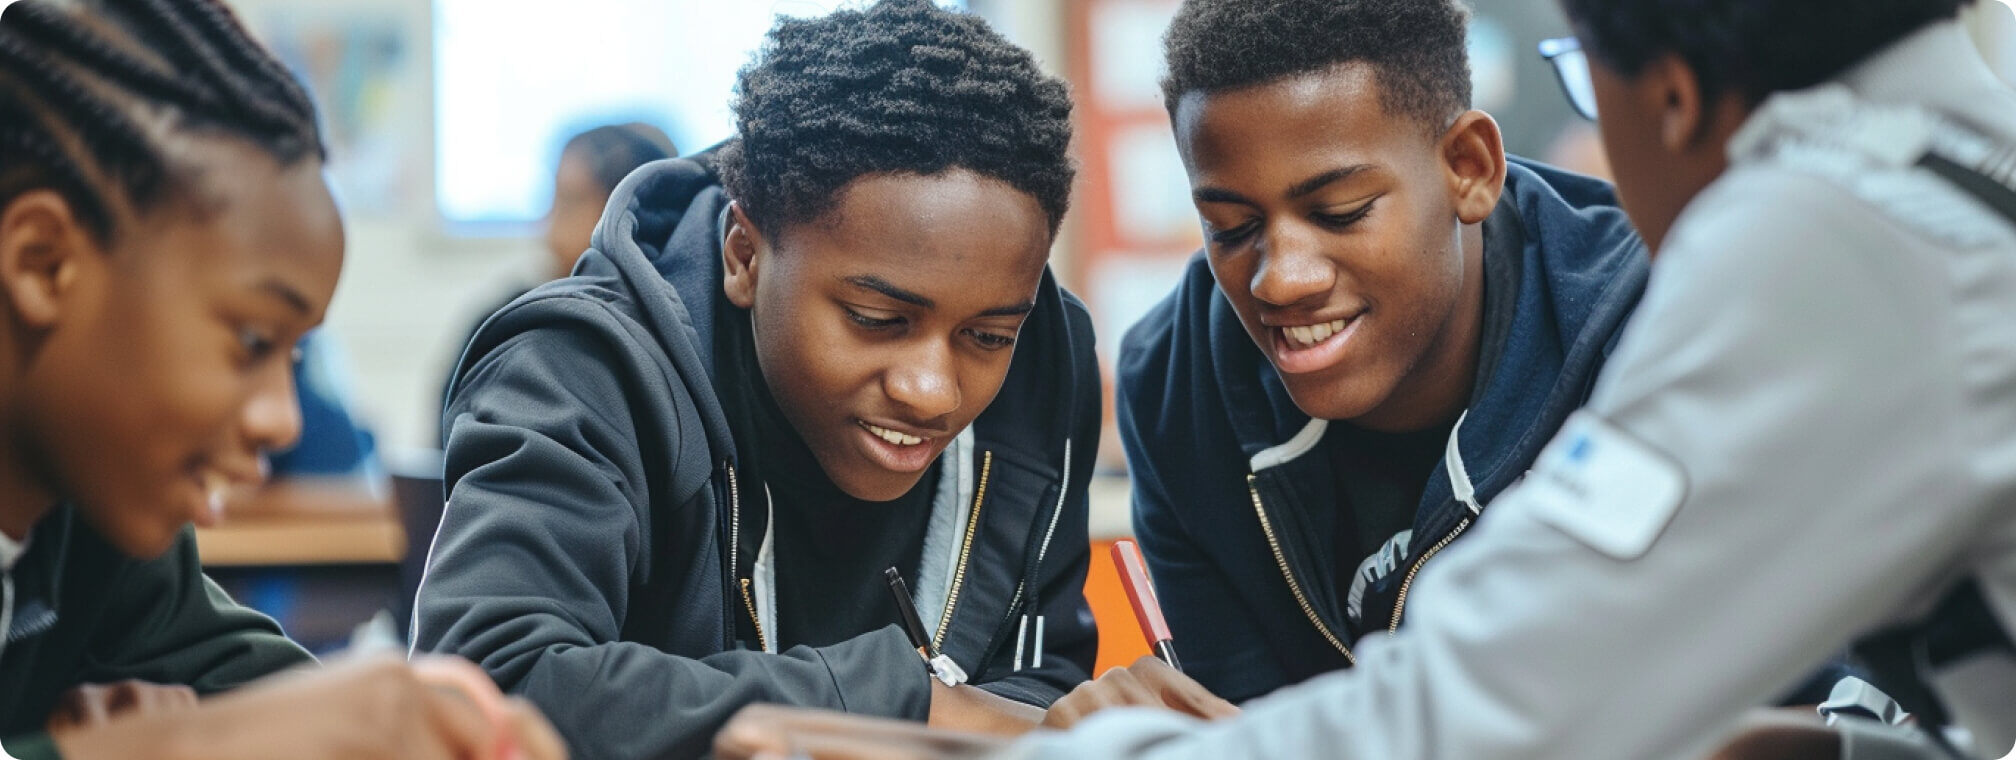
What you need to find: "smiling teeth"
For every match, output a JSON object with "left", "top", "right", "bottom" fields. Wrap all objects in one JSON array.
[
  {"left": 1284, "top": 318, "right": 1349, "bottom": 349},
  {"left": 202, "top": 473, "right": 228, "bottom": 519},
  {"left": 864, "top": 423, "right": 925, "bottom": 447}
]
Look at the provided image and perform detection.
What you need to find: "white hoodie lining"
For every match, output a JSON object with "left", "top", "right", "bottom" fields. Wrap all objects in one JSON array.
[
  {"left": 747, "top": 427, "right": 976, "bottom": 649},
  {"left": 1249, "top": 418, "right": 1329, "bottom": 472},
  {"left": 753, "top": 485, "right": 778, "bottom": 653},
  {"left": 913, "top": 427, "right": 976, "bottom": 635}
]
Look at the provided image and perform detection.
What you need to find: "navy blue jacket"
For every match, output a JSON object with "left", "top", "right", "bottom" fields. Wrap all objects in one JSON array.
[{"left": 1119, "top": 159, "right": 1649, "bottom": 702}]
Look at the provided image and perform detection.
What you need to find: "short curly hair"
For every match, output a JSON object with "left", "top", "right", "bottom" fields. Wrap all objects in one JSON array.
[
  {"left": 717, "top": 0, "right": 1074, "bottom": 238},
  {"left": 1563, "top": 0, "right": 1975, "bottom": 106},
  {"left": 1161, "top": 0, "right": 1472, "bottom": 131}
]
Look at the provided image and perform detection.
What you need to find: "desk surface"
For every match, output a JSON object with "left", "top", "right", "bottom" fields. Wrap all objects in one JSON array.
[{"left": 195, "top": 480, "right": 405, "bottom": 566}]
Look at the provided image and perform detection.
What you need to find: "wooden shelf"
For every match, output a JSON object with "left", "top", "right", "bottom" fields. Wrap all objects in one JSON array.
[
  {"left": 196, "top": 518, "right": 405, "bottom": 566},
  {"left": 195, "top": 479, "right": 406, "bottom": 567}
]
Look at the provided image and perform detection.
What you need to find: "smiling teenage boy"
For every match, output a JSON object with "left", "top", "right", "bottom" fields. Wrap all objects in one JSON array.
[
  {"left": 1060, "top": 0, "right": 1647, "bottom": 712},
  {"left": 413, "top": 3, "right": 1102, "bottom": 759},
  {"left": 1018, "top": 0, "right": 2016, "bottom": 757}
]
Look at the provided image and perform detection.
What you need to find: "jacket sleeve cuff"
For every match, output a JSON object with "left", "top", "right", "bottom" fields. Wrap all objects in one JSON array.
[
  {"left": 4, "top": 732, "right": 63, "bottom": 760},
  {"left": 809, "top": 624, "right": 933, "bottom": 722},
  {"left": 975, "top": 676, "right": 1065, "bottom": 708}
]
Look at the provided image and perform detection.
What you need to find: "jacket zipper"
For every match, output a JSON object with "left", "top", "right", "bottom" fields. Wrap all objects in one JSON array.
[
  {"left": 726, "top": 463, "right": 742, "bottom": 589},
  {"left": 725, "top": 463, "right": 769, "bottom": 650},
  {"left": 1247, "top": 475, "right": 1354, "bottom": 665},
  {"left": 1387, "top": 517, "right": 1472, "bottom": 634},
  {"left": 739, "top": 578, "right": 768, "bottom": 652},
  {"left": 932, "top": 450, "right": 992, "bottom": 650}
]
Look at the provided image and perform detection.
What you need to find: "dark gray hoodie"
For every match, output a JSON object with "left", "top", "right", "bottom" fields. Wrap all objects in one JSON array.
[{"left": 415, "top": 152, "right": 1101, "bottom": 760}]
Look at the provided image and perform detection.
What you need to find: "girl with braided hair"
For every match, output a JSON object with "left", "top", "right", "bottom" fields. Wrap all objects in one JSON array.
[
  {"left": 0, "top": 1, "right": 562, "bottom": 758},
  {"left": 415, "top": 1, "right": 1102, "bottom": 757}
]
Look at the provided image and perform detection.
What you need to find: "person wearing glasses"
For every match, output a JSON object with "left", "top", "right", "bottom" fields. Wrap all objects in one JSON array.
[
  {"left": 1001, "top": 0, "right": 1657, "bottom": 729},
  {"left": 711, "top": 0, "right": 2016, "bottom": 757}
]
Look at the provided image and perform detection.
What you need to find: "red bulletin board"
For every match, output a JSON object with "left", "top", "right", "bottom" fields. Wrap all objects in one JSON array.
[{"left": 1064, "top": 0, "right": 1204, "bottom": 468}]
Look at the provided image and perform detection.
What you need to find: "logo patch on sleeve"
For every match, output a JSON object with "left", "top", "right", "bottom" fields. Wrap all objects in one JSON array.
[{"left": 1519, "top": 411, "right": 1688, "bottom": 560}]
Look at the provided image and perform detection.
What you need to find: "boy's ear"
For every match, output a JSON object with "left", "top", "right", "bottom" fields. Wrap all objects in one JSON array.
[
  {"left": 1645, "top": 53, "right": 1710, "bottom": 154},
  {"left": 722, "top": 201, "right": 765, "bottom": 310},
  {"left": 1439, "top": 110, "right": 1507, "bottom": 226},
  {"left": 0, "top": 191, "right": 93, "bottom": 330}
]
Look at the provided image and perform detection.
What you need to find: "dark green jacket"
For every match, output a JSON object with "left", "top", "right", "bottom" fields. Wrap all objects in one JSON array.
[{"left": 0, "top": 508, "right": 314, "bottom": 759}]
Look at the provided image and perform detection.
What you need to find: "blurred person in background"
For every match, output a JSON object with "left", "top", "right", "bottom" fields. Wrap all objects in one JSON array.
[
  {"left": 542, "top": 123, "right": 678, "bottom": 282},
  {"left": 437, "top": 122, "right": 674, "bottom": 445}
]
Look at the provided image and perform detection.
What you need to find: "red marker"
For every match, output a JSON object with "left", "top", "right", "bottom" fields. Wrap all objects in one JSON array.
[{"left": 1111, "top": 539, "right": 1181, "bottom": 671}]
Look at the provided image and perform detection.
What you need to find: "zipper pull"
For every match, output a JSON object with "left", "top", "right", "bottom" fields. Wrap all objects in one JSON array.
[
  {"left": 1032, "top": 615, "right": 1045, "bottom": 669},
  {"left": 927, "top": 652, "right": 968, "bottom": 686},
  {"left": 887, "top": 567, "right": 967, "bottom": 686},
  {"left": 1013, "top": 614, "right": 1029, "bottom": 672}
]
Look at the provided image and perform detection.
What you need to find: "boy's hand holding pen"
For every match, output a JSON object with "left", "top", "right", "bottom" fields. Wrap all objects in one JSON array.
[{"left": 1037, "top": 540, "right": 1239, "bottom": 730}]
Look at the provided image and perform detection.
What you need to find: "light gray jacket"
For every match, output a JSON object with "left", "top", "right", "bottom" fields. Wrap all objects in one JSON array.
[{"left": 1011, "top": 19, "right": 2016, "bottom": 760}]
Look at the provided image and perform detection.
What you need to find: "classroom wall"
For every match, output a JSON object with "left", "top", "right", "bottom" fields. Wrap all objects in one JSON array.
[{"left": 218, "top": 0, "right": 1070, "bottom": 460}]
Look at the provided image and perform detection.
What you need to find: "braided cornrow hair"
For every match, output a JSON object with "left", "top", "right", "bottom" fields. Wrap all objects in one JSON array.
[
  {"left": 0, "top": 0, "right": 324, "bottom": 244},
  {"left": 717, "top": 0, "right": 1075, "bottom": 238}
]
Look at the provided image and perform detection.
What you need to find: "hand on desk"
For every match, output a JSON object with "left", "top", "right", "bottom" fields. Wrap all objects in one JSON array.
[
  {"left": 1042, "top": 656, "right": 1238, "bottom": 730},
  {"left": 927, "top": 679, "right": 1044, "bottom": 735},
  {"left": 47, "top": 680, "right": 198, "bottom": 733},
  {"left": 717, "top": 703, "right": 1009, "bottom": 760},
  {"left": 713, "top": 661, "right": 1238, "bottom": 759},
  {"left": 52, "top": 655, "right": 567, "bottom": 760},
  {"left": 1703, "top": 708, "right": 1842, "bottom": 760},
  {"left": 713, "top": 675, "right": 1049, "bottom": 760}
]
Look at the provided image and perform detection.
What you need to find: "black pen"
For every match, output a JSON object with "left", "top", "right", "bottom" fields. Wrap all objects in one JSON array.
[{"left": 885, "top": 567, "right": 968, "bottom": 686}]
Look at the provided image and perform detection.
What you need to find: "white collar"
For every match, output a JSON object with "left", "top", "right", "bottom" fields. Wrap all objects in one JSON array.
[{"left": 0, "top": 527, "right": 29, "bottom": 573}]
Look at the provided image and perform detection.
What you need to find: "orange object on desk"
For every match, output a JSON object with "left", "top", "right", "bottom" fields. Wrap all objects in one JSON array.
[{"left": 1085, "top": 538, "right": 1155, "bottom": 674}]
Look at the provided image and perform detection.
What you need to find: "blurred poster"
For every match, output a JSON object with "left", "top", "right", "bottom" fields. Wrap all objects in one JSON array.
[
  {"left": 259, "top": 13, "right": 420, "bottom": 216},
  {"left": 1108, "top": 123, "right": 1196, "bottom": 245},
  {"left": 1089, "top": 0, "right": 1174, "bottom": 111},
  {"left": 1070, "top": 0, "right": 1199, "bottom": 356}
]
